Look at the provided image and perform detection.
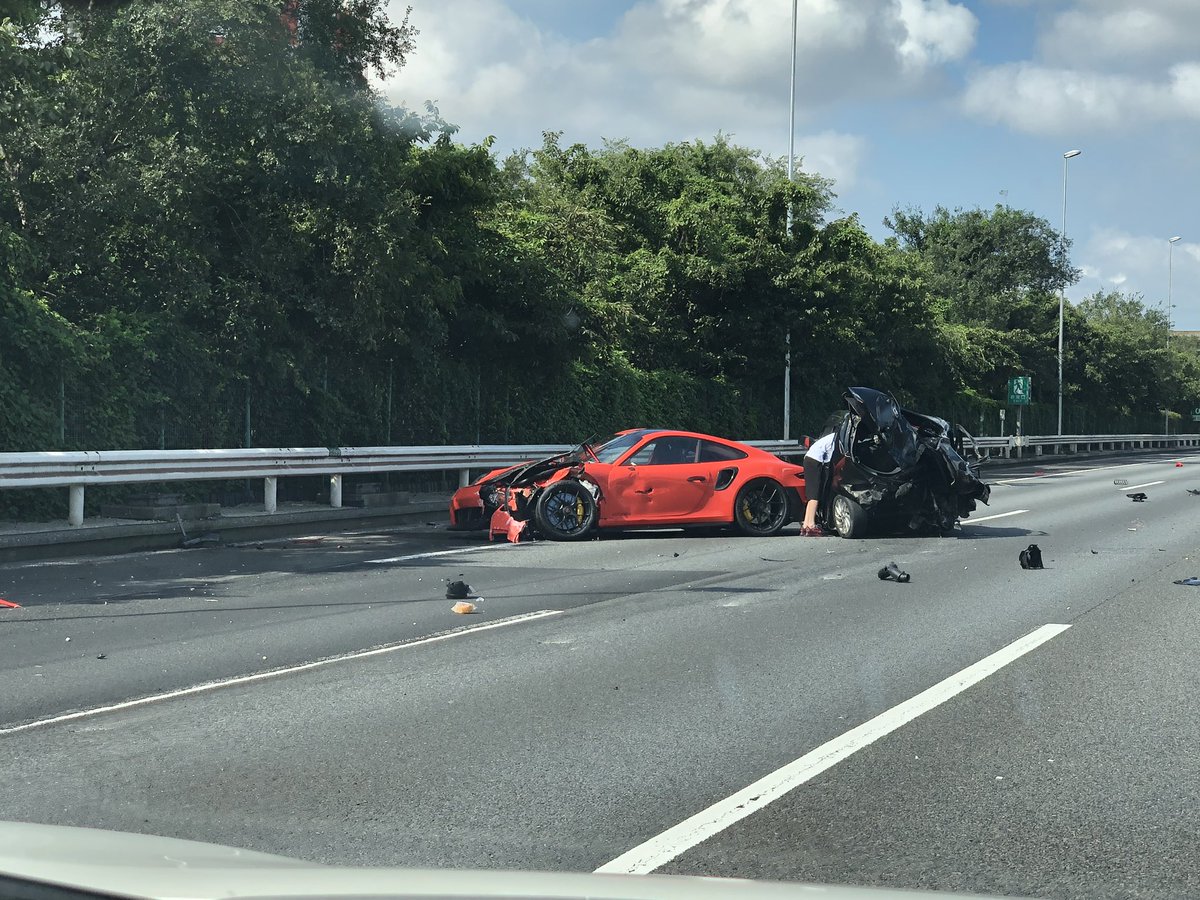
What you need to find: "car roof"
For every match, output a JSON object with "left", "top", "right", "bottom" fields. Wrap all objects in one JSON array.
[{"left": 616, "top": 428, "right": 760, "bottom": 449}]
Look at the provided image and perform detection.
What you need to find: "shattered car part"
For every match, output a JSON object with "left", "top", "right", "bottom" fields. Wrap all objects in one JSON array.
[
  {"left": 1019, "top": 544, "right": 1044, "bottom": 569},
  {"left": 449, "top": 429, "right": 806, "bottom": 541},
  {"left": 877, "top": 562, "right": 911, "bottom": 583},
  {"left": 445, "top": 579, "right": 474, "bottom": 600},
  {"left": 819, "top": 387, "right": 991, "bottom": 538}
]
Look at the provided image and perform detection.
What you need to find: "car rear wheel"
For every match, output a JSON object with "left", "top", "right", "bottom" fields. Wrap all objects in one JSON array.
[
  {"left": 830, "top": 493, "right": 869, "bottom": 538},
  {"left": 733, "top": 479, "right": 789, "bottom": 537},
  {"left": 533, "top": 480, "right": 597, "bottom": 541}
]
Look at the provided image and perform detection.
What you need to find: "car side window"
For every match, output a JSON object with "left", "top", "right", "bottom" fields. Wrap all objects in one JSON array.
[
  {"left": 627, "top": 437, "right": 698, "bottom": 465},
  {"left": 698, "top": 440, "right": 747, "bottom": 462}
]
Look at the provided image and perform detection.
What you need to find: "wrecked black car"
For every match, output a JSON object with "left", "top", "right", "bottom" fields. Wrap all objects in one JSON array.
[{"left": 816, "top": 387, "right": 991, "bottom": 538}]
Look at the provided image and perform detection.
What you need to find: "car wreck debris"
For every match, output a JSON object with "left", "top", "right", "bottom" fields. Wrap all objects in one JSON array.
[
  {"left": 1019, "top": 544, "right": 1044, "bottom": 569},
  {"left": 817, "top": 388, "right": 990, "bottom": 538},
  {"left": 445, "top": 578, "right": 474, "bottom": 600},
  {"left": 877, "top": 561, "right": 911, "bottom": 583}
]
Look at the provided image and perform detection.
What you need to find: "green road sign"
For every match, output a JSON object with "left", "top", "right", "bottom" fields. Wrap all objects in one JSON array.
[{"left": 1008, "top": 376, "right": 1031, "bottom": 406}]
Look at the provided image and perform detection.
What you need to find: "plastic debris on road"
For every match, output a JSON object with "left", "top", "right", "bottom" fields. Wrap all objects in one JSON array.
[
  {"left": 445, "top": 578, "right": 474, "bottom": 600},
  {"left": 877, "top": 562, "right": 911, "bottom": 583},
  {"left": 0, "top": 598, "right": 20, "bottom": 609},
  {"left": 1019, "top": 544, "right": 1044, "bottom": 569},
  {"left": 451, "top": 601, "right": 477, "bottom": 614},
  {"left": 1174, "top": 577, "right": 1200, "bottom": 586}
]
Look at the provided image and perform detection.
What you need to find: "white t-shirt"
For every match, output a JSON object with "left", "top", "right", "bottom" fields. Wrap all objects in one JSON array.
[{"left": 805, "top": 432, "right": 836, "bottom": 464}]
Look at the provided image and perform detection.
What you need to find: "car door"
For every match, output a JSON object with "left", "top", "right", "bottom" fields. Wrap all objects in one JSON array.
[{"left": 604, "top": 435, "right": 720, "bottom": 523}]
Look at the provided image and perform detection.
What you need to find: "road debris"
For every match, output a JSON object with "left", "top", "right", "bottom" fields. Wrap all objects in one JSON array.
[
  {"left": 1127, "top": 492, "right": 1148, "bottom": 502},
  {"left": 877, "top": 561, "right": 911, "bottom": 583},
  {"left": 1177, "top": 462, "right": 1184, "bottom": 467},
  {"left": 1019, "top": 544, "right": 1044, "bottom": 569},
  {"left": 0, "top": 598, "right": 20, "bottom": 609},
  {"left": 1113, "top": 479, "right": 1129, "bottom": 486},
  {"left": 445, "top": 578, "right": 474, "bottom": 600},
  {"left": 451, "top": 601, "right": 477, "bottom": 614},
  {"left": 1174, "top": 577, "right": 1200, "bottom": 586},
  {"left": 1188, "top": 489, "right": 1200, "bottom": 496},
  {"left": 96, "top": 654, "right": 106, "bottom": 660}
]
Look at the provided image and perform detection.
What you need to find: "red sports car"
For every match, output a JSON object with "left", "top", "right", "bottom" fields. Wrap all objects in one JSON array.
[{"left": 448, "top": 429, "right": 807, "bottom": 541}]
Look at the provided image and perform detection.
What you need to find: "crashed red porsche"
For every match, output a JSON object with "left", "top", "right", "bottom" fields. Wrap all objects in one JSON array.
[{"left": 448, "top": 429, "right": 806, "bottom": 541}]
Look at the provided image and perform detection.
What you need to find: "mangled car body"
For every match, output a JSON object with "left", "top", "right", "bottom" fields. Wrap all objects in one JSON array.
[
  {"left": 816, "top": 387, "right": 991, "bottom": 538},
  {"left": 449, "top": 429, "right": 806, "bottom": 541}
]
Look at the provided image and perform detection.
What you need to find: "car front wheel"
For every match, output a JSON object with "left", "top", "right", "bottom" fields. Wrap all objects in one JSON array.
[{"left": 533, "top": 480, "right": 598, "bottom": 541}]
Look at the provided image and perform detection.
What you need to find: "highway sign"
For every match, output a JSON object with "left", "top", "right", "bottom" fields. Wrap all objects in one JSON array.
[{"left": 1008, "top": 376, "right": 1031, "bottom": 406}]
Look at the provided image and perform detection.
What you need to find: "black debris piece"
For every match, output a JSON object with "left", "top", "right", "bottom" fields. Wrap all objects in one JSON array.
[
  {"left": 1127, "top": 492, "right": 1148, "bottom": 502},
  {"left": 1188, "top": 489, "right": 1200, "bottom": 496},
  {"left": 96, "top": 654, "right": 106, "bottom": 660},
  {"left": 1019, "top": 544, "right": 1044, "bottom": 569},
  {"left": 877, "top": 561, "right": 911, "bottom": 583},
  {"left": 445, "top": 578, "right": 474, "bottom": 600},
  {"left": 1091, "top": 549, "right": 1099, "bottom": 554}
]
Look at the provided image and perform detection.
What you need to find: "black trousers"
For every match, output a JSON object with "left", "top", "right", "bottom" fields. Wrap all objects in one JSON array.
[{"left": 803, "top": 455, "right": 830, "bottom": 508}]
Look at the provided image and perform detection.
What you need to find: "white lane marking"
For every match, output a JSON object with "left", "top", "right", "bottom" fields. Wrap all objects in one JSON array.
[
  {"left": 1121, "top": 481, "right": 1164, "bottom": 491},
  {"left": 995, "top": 461, "right": 1147, "bottom": 484},
  {"left": 366, "top": 544, "right": 514, "bottom": 564},
  {"left": 0, "top": 610, "right": 562, "bottom": 737},
  {"left": 962, "top": 509, "right": 1028, "bottom": 524},
  {"left": 595, "top": 622, "right": 1072, "bottom": 875}
]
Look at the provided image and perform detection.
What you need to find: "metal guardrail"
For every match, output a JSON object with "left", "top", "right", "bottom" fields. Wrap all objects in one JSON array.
[
  {"left": 1, "top": 435, "right": 1195, "bottom": 527},
  {"left": 0, "top": 440, "right": 806, "bottom": 526}
]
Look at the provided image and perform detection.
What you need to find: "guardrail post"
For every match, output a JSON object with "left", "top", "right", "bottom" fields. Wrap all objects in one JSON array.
[
  {"left": 458, "top": 468, "right": 471, "bottom": 489},
  {"left": 264, "top": 476, "right": 277, "bottom": 514},
  {"left": 329, "top": 474, "right": 342, "bottom": 509},
  {"left": 68, "top": 484, "right": 84, "bottom": 527}
]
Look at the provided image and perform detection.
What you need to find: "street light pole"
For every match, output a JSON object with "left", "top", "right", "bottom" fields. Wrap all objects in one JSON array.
[
  {"left": 1058, "top": 149, "right": 1081, "bottom": 436},
  {"left": 1166, "top": 235, "right": 1182, "bottom": 434},
  {"left": 783, "top": 0, "right": 797, "bottom": 441}
]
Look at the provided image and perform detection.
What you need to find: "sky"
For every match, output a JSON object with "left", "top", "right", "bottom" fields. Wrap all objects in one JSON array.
[{"left": 379, "top": 0, "right": 1200, "bottom": 328}]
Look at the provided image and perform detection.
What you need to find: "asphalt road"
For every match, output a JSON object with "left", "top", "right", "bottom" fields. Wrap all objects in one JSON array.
[{"left": 3, "top": 451, "right": 1200, "bottom": 899}]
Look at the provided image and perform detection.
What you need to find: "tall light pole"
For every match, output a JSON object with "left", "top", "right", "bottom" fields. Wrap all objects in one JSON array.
[
  {"left": 783, "top": 0, "right": 797, "bottom": 440},
  {"left": 1168, "top": 235, "right": 1181, "bottom": 346},
  {"left": 1058, "top": 149, "right": 1081, "bottom": 436},
  {"left": 1165, "top": 235, "right": 1182, "bottom": 434}
]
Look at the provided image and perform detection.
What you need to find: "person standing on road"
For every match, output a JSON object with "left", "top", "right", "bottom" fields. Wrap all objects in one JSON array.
[{"left": 801, "top": 431, "right": 837, "bottom": 536}]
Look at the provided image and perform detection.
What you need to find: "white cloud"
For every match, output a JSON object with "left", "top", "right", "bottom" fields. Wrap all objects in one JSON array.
[
  {"left": 385, "top": 0, "right": 974, "bottom": 187},
  {"left": 1038, "top": 1, "right": 1200, "bottom": 68},
  {"left": 794, "top": 131, "right": 868, "bottom": 189},
  {"left": 962, "top": 62, "right": 1200, "bottom": 134},
  {"left": 895, "top": 0, "right": 977, "bottom": 70},
  {"left": 961, "top": 2, "right": 1200, "bottom": 135},
  {"left": 1071, "top": 228, "right": 1200, "bottom": 328}
]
